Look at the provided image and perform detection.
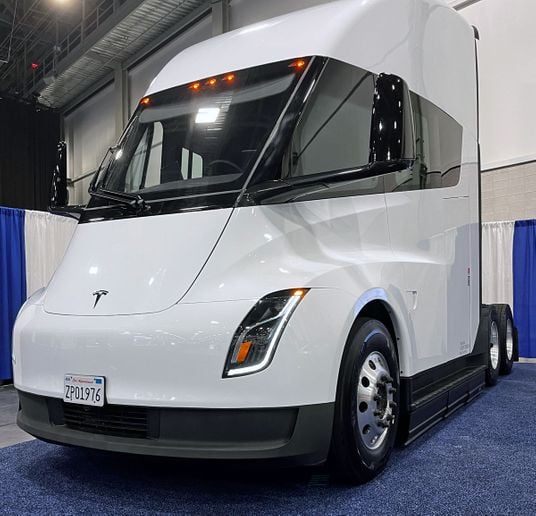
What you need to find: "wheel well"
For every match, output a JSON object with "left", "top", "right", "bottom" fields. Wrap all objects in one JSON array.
[{"left": 359, "top": 300, "right": 398, "bottom": 352}]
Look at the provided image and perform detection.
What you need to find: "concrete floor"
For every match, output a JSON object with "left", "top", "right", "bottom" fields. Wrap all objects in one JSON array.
[{"left": 0, "top": 385, "right": 33, "bottom": 448}]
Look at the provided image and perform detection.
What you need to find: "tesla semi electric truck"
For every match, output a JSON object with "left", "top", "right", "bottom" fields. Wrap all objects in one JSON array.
[{"left": 13, "top": 0, "right": 517, "bottom": 483}]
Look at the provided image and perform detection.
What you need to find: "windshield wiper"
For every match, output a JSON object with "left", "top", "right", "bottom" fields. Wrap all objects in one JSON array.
[{"left": 89, "top": 188, "right": 150, "bottom": 214}]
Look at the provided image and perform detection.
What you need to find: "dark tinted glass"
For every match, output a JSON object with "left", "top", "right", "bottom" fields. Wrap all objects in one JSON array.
[
  {"left": 94, "top": 59, "right": 307, "bottom": 202},
  {"left": 386, "top": 93, "right": 462, "bottom": 192},
  {"left": 281, "top": 60, "right": 375, "bottom": 178}
]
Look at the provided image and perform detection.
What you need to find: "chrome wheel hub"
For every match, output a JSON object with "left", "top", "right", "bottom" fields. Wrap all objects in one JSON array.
[
  {"left": 506, "top": 319, "right": 514, "bottom": 361},
  {"left": 356, "top": 351, "right": 396, "bottom": 450},
  {"left": 490, "top": 320, "right": 499, "bottom": 369}
]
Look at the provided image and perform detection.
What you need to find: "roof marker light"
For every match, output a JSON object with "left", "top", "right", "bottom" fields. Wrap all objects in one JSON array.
[
  {"left": 140, "top": 96, "right": 151, "bottom": 106},
  {"left": 289, "top": 59, "right": 307, "bottom": 70},
  {"left": 189, "top": 82, "right": 201, "bottom": 91},
  {"left": 223, "top": 73, "right": 235, "bottom": 82},
  {"left": 207, "top": 78, "right": 217, "bottom": 86}
]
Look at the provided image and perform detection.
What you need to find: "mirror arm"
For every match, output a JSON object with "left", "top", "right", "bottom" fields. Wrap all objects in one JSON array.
[{"left": 48, "top": 205, "right": 85, "bottom": 220}]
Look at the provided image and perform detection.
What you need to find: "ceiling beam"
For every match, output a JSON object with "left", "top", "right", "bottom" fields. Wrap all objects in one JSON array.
[{"left": 61, "top": 2, "right": 212, "bottom": 114}]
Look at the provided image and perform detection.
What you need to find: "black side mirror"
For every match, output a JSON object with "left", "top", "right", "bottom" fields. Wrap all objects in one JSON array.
[
  {"left": 49, "top": 141, "right": 68, "bottom": 209},
  {"left": 369, "top": 74, "right": 416, "bottom": 172},
  {"left": 49, "top": 141, "right": 85, "bottom": 219}
]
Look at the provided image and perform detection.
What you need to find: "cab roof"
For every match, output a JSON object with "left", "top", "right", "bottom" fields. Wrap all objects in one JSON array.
[{"left": 146, "top": 0, "right": 477, "bottom": 135}]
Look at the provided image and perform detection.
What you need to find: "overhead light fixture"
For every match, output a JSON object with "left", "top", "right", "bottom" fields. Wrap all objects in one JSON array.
[{"left": 195, "top": 107, "right": 220, "bottom": 124}]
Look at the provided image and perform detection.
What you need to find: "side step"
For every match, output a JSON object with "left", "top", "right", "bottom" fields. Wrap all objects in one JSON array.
[{"left": 400, "top": 365, "right": 486, "bottom": 445}]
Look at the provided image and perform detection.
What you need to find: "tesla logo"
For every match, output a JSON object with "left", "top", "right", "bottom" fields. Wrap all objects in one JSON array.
[{"left": 92, "top": 289, "right": 109, "bottom": 308}]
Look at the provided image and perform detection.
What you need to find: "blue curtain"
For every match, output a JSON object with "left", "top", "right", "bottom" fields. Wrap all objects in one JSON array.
[
  {"left": 0, "top": 207, "right": 26, "bottom": 380},
  {"left": 513, "top": 219, "right": 536, "bottom": 358}
]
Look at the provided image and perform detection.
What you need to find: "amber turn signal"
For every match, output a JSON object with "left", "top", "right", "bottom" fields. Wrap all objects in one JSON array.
[{"left": 236, "top": 341, "right": 253, "bottom": 364}]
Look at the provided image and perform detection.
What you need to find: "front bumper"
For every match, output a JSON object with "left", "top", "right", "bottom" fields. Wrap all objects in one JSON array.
[
  {"left": 17, "top": 391, "right": 334, "bottom": 466},
  {"left": 13, "top": 291, "right": 352, "bottom": 409}
]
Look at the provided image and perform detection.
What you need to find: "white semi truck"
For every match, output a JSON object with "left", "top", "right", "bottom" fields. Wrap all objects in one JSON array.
[{"left": 13, "top": 0, "right": 517, "bottom": 484}]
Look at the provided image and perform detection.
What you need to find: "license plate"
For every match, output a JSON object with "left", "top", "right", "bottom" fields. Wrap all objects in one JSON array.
[{"left": 64, "top": 375, "right": 105, "bottom": 407}]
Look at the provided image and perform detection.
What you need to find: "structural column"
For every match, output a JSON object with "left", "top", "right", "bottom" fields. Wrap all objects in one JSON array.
[
  {"left": 211, "top": 0, "right": 230, "bottom": 36},
  {"left": 113, "top": 65, "right": 129, "bottom": 139}
]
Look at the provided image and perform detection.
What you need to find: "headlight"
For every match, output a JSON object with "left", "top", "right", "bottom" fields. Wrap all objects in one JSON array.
[{"left": 223, "top": 289, "right": 308, "bottom": 378}]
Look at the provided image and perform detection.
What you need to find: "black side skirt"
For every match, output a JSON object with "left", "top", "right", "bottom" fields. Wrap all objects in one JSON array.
[{"left": 397, "top": 306, "right": 491, "bottom": 445}]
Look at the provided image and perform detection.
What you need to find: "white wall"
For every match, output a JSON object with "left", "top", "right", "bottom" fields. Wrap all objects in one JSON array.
[{"left": 457, "top": 0, "right": 536, "bottom": 170}]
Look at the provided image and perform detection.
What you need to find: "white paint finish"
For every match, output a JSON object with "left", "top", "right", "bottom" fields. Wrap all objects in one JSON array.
[
  {"left": 43, "top": 209, "right": 233, "bottom": 316},
  {"left": 229, "top": 0, "right": 338, "bottom": 30},
  {"left": 184, "top": 195, "right": 391, "bottom": 302},
  {"left": 14, "top": 289, "right": 357, "bottom": 408},
  {"left": 14, "top": 0, "right": 480, "bottom": 410},
  {"left": 459, "top": 0, "right": 536, "bottom": 168},
  {"left": 64, "top": 84, "right": 116, "bottom": 205},
  {"left": 128, "top": 16, "right": 212, "bottom": 114},
  {"left": 147, "top": 0, "right": 477, "bottom": 137}
]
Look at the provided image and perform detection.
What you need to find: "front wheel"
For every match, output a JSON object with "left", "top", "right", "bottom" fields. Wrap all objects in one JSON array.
[{"left": 330, "top": 317, "right": 400, "bottom": 484}]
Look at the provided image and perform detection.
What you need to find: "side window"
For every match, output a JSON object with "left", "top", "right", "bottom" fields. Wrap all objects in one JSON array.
[
  {"left": 144, "top": 122, "right": 164, "bottom": 188},
  {"left": 124, "top": 128, "right": 150, "bottom": 192},
  {"left": 388, "top": 93, "right": 462, "bottom": 192},
  {"left": 180, "top": 149, "right": 203, "bottom": 179},
  {"left": 283, "top": 60, "right": 375, "bottom": 179}
]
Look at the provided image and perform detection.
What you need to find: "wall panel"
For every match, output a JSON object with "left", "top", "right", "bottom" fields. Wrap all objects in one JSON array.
[
  {"left": 64, "top": 84, "right": 115, "bottom": 205},
  {"left": 459, "top": 0, "right": 536, "bottom": 170}
]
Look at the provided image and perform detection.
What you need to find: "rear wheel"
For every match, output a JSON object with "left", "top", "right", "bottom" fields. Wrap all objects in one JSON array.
[
  {"left": 485, "top": 308, "right": 501, "bottom": 386},
  {"left": 330, "top": 318, "right": 400, "bottom": 484},
  {"left": 495, "top": 304, "right": 515, "bottom": 375}
]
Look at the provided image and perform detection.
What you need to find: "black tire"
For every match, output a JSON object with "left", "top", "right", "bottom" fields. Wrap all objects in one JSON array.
[
  {"left": 485, "top": 307, "right": 501, "bottom": 386},
  {"left": 495, "top": 304, "right": 515, "bottom": 375},
  {"left": 330, "top": 317, "right": 400, "bottom": 484}
]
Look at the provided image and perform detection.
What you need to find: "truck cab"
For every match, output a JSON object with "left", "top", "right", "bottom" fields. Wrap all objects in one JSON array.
[{"left": 13, "top": 0, "right": 515, "bottom": 484}]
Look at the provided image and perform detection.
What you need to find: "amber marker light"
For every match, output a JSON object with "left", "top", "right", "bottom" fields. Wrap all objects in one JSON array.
[
  {"left": 289, "top": 59, "right": 307, "bottom": 70},
  {"left": 189, "top": 82, "right": 201, "bottom": 91},
  {"left": 223, "top": 73, "right": 235, "bottom": 82},
  {"left": 207, "top": 78, "right": 218, "bottom": 86},
  {"left": 236, "top": 341, "right": 253, "bottom": 364},
  {"left": 292, "top": 289, "right": 305, "bottom": 297},
  {"left": 140, "top": 96, "right": 151, "bottom": 106}
]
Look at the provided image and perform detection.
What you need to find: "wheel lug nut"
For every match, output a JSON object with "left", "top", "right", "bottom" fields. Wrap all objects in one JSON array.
[
  {"left": 381, "top": 375, "right": 393, "bottom": 383},
  {"left": 389, "top": 401, "right": 398, "bottom": 409},
  {"left": 388, "top": 387, "right": 397, "bottom": 394}
]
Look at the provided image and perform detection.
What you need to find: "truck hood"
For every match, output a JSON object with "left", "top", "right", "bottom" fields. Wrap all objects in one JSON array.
[{"left": 43, "top": 209, "right": 232, "bottom": 316}]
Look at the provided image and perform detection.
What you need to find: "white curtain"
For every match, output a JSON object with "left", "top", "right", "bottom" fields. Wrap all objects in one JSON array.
[
  {"left": 24, "top": 211, "right": 78, "bottom": 297},
  {"left": 481, "top": 221, "right": 515, "bottom": 311}
]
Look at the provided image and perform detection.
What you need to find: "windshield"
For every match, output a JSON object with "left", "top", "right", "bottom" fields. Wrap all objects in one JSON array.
[{"left": 92, "top": 59, "right": 309, "bottom": 206}]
